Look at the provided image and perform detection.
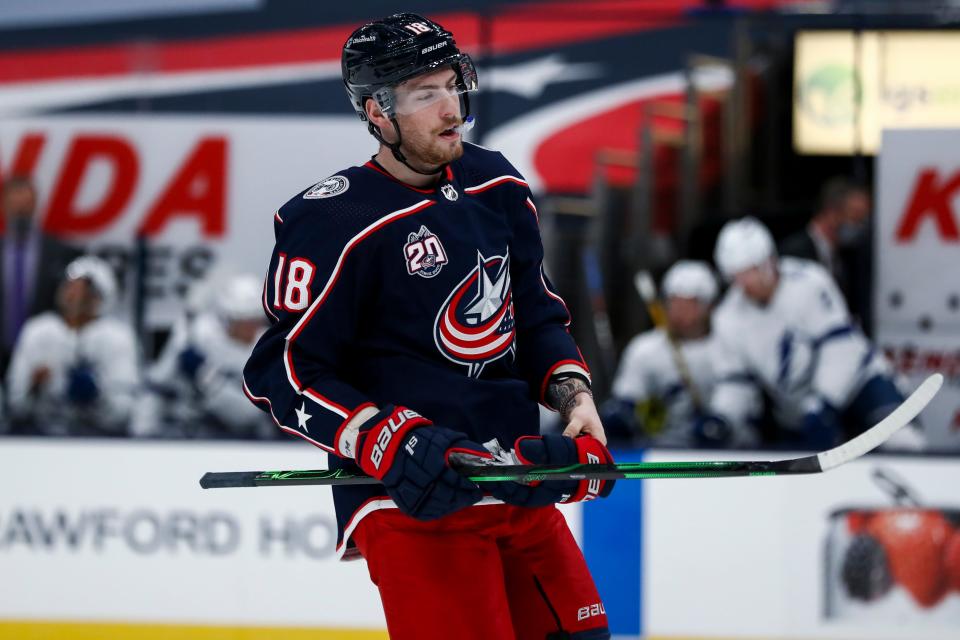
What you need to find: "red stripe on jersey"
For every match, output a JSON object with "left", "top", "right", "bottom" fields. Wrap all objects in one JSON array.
[
  {"left": 464, "top": 175, "right": 528, "bottom": 194},
  {"left": 283, "top": 200, "right": 435, "bottom": 412},
  {"left": 242, "top": 379, "right": 335, "bottom": 453},
  {"left": 261, "top": 273, "right": 279, "bottom": 322},
  {"left": 281, "top": 342, "right": 350, "bottom": 419},
  {"left": 302, "top": 386, "right": 351, "bottom": 417},
  {"left": 363, "top": 161, "right": 435, "bottom": 194},
  {"left": 525, "top": 197, "right": 539, "bottom": 224},
  {"left": 287, "top": 199, "right": 434, "bottom": 342},
  {"left": 540, "top": 266, "right": 572, "bottom": 327}
]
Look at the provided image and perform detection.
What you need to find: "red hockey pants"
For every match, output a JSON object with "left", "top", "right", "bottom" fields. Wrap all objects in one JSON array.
[{"left": 353, "top": 504, "right": 610, "bottom": 640}]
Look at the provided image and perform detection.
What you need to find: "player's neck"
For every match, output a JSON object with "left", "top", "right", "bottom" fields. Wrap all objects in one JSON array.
[
  {"left": 670, "top": 323, "right": 710, "bottom": 342},
  {"left": 373, "top": 147, "right": 442, "bottom": 188}
]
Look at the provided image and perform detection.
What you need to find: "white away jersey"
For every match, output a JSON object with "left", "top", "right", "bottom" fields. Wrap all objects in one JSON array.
[
  {"left": 6, "top": 311, "right": 139, "bottom": 434},
  {"left": 710, "top": 257, "right": 888, "bottom": 433},
  {"left": 612, "top": 328, "right": 720, "bottom": 446}
]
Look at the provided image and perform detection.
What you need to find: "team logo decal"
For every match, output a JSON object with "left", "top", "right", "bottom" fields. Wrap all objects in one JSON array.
[
  {"left": 440, "top": 184, "right": 459, "bottom": 201},
  {"left": 303, "top": 175, "right": 349, "bottom": 199},
  {"left": 434, "top": 251, "right": 516, "bottom": 378},
  {"left": 404, "top": 225, "right": 448, "bottom": 278}
]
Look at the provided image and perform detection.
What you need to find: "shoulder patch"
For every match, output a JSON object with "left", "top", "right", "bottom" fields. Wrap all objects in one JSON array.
[{"left": 304, "top": 175, "right": 350, "bottom": 199}]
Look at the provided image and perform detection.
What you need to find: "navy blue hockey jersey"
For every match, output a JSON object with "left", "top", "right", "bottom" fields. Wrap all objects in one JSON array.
[{"left": 242, "top": 142, "right": 589, "bottom": 559}]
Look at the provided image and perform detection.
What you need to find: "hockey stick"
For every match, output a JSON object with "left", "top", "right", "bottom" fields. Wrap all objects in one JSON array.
[
  {"left": 634, "top": 270, "right": 706, "bottom": 410},
  {"left": 199, "top": 373, "right": 942, "bottom": 489}
]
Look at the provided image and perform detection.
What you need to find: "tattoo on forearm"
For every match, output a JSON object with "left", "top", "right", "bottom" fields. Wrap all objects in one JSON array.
[{"left": 546, "top": 376, "right": 592, "bottom": 422}]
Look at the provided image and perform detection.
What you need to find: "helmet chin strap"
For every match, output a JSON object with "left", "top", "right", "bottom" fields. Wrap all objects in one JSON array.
[{"left": 368, "top": 119, "right": 445, "bottom": 177}]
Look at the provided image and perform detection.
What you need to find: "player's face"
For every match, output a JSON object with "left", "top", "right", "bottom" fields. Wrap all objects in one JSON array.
[
  {"left": 734, "top": 261, "right": 778, "bottom": 304},
  {"left": 843, "top": 190, "right": 870, "bottom": 225},
  {"left": 57, "top": 278, "right": 100, "bottom": 323},
  {"left": 392, "top": 68, "right": 464, "bottom": 167},
  {"left": 838, "top": 190, "right": 870, "bottom": 246},
  {"left": 666, "top": 296, "right": 710, "bottom": 339},
  {"left": 2, "top": 184, "right": 36, "bottom": 221}
]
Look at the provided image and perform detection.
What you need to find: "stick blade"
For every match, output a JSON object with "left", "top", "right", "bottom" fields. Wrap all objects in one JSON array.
[
  {"left": 816, "top": 373, "right": 943, "bottom": 471},
  {"left": 199, "top": 471, "right": 260, "bottom": 489}
]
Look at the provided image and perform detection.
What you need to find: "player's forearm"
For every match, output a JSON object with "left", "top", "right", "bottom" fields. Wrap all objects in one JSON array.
[
  {"left": 545, "top": 374, "right": 592, "bottom": 421},
  {"left": 515, "top": 323, "right": 590, "bottom": 403}
]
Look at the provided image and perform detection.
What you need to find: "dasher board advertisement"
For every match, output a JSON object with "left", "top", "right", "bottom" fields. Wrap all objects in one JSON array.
[
  {"left": 794, "top": 31, "right": 960, "bottom": 155},
  {"left": 874, "top": 128, "right": 960, "bottom": 453},
  {"left": 0, "top": 115, "right": 370, "bottom": 327},
  {"left": 643, "top": 449, "right": 960, "bottom": 640},
  {"left": 0, "top": 438, "right": 584, "bottom": 638}
]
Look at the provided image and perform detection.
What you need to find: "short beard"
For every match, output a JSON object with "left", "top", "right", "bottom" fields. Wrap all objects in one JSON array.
[{"left": 397, "top": 122, "right": 463, "bottom": 171}]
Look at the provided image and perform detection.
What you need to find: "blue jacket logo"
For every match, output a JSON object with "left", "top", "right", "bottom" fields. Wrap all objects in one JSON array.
[{"left": 434, "top": 251, "right": 516, "bottom": 378}]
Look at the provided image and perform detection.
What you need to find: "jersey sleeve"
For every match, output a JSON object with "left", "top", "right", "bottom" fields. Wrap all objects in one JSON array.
[
  {"left": 93, "top": 322, "right": 140, "bottom": 429},
  {"left": 708, "top": 307, "right": 762, "bottom": 446},
  {"left": 796, "top": 264, "right": 874, "bottom": 408},
  {"left": 5, "top": 317, "right": 47, "bottom": 417},
  {"left": 611, "top": 334, "right": 655, "bottom": 401},
  {"left": 505, "top": 174, "right": 590, "bottom": 405},
  {"left": 242, "top": 201, "right": 377, "bottom": 457},
  {"left": 795, "top": 262, "right": 854, "bottom": 338}
]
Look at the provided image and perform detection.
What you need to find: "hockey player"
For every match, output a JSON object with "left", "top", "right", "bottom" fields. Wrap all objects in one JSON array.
[
  {"left": 242, "top": 13, "right": 614, "bottom": 640},
  {"left": 5, "top": 256, "right": 138, "bottom": 436},
  {"left": 709, "top": 217, "right": 922, "bottom": 450},
  {"left": 132, "top": 274, "right": 273, "bottom": 439},
  {"left": 604, "top": 260, "right": 727, "bottom": 447}
]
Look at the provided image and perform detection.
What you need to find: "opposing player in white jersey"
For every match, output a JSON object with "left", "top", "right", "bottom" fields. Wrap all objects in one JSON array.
[
  {"left": 605, "top": 260, "right": 727, "bottom": 446},
  {"left": 6, "top": 256, "right": 139, "bottom": 436},
  {"left": 709, "top": 217, "right": 923, "bottom": 450},
  {"left": 132, "top": 274, "right": 272, "bottom": 439}
]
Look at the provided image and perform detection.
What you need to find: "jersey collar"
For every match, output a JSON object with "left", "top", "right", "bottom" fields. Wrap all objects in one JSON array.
[{"left": 364, "top": 158, "right": 456, "bottom": 196}]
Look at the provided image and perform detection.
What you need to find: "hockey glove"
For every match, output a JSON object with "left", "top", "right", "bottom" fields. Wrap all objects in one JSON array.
[
  {"left": 177, "top": 346, "right": 207, "bottom": 382},
  {"left": 354, "top": 406, "right": 485, "bottom": 521},
  {"left": 487, "top": 434, "right": 616, "bottom": 506},
  {"left": 691, "top": 413, "right": 732, "bottom": 448},
  {"left": 66, "top": 362, "right": 100, "bottom": 406},
  {"left": 599, "top": 397, "right": 640, "bottom": 443},
  {"left": 801, "top": 399, "right": 842, "bottom": 450}
]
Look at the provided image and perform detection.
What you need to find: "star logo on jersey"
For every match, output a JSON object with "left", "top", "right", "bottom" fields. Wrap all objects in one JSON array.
[
  {"left": 440, "top": 184, "right": 459, "bottom": 201},
  {"left": 295, "top": 402, "right": 312, "bottom": 432},
  {"left": 404, "top": 225, "right": 448, "bottom": 278},
  {"left": 434, "top": 250, "right": 516, "bottom": 378}
]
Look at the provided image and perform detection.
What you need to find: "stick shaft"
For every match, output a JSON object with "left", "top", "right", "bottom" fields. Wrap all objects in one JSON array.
[
  {"left": 199, "top": 457, "right": 819, "bottom": 488},
  {"left": 198, "top": 374, "right": 943, "bottom": 490}
]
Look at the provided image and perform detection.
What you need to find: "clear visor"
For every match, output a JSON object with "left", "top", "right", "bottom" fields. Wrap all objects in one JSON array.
[{"left": 374, "top": 56, "right": 478, "bottom": 117}]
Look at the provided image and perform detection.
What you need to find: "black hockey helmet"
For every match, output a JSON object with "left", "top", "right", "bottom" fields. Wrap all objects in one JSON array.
[
  {"left": 342, "top": 13, "right": 477, "bottom": 123},
  {"left": 341, "top": 13, "right": 477, "bottom": 174}
]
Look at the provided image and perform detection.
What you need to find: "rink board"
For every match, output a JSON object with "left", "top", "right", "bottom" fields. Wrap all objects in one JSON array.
[
  {"left": 0, "top": 439, "right": 580, "bottom": 637},
  {"left": 1, "top": 439, "right": 959, "bottom": 639},
  {"left": 640, "top": 450, "right": 960, "bottom": 640}
]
